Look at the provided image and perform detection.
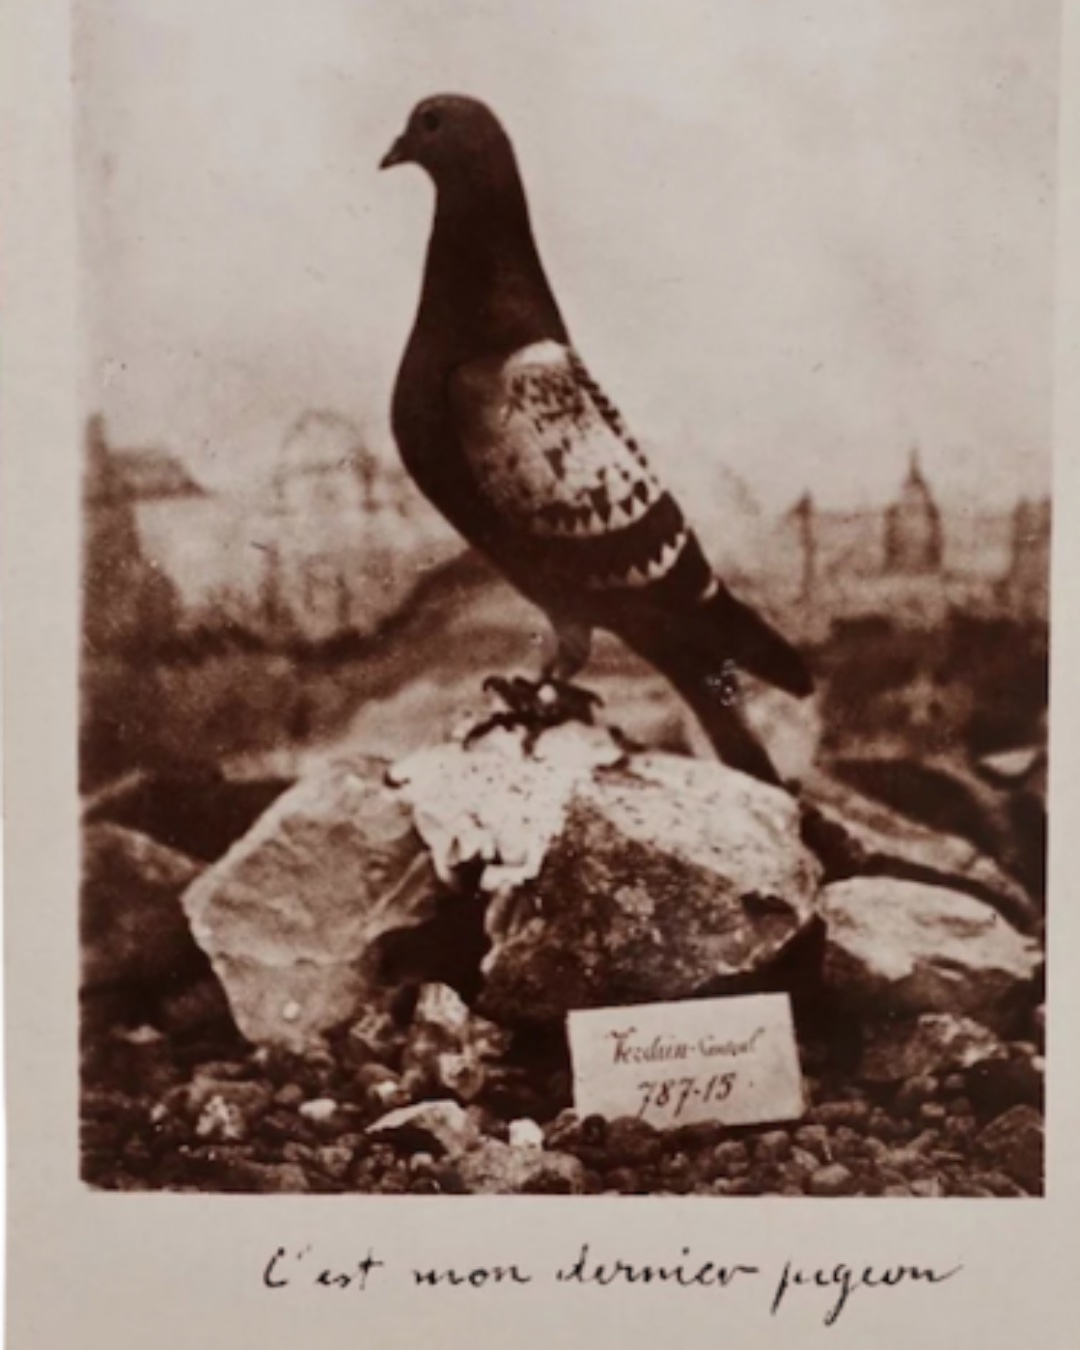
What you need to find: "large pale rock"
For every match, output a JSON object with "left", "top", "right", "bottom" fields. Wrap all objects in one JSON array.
[
  {"left": 81, "top": 824, "right": 205, "bottom": 990},
  {"left": 820, "top": 878, "right": 1041, "bottom": 1029},
  {"left": 181, "top": 757, "right": 440, "bottom": 1050},
  {"left": 801, "top": 771, "right": 1040, "bottom": 934},
  {"left": 394, "top": 728, "right": 820, "bottom": 1025}
]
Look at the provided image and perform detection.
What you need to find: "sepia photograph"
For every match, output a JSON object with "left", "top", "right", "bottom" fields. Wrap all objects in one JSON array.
[{"left": 77, "top": 0, "right": 1052, "bottom": 1199}]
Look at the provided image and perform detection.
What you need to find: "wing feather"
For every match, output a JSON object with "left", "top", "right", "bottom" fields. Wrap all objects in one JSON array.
[
  {"left": 449, "top": 341, "right": 719, "bottom": 604},
  {"left": 451, "top": 341, "right": 663, "bottom": 539}
]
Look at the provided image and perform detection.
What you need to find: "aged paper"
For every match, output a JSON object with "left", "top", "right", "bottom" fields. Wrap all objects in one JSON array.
[{"left": 3, "top": 0, "right": 1080, "bottom": 1345}]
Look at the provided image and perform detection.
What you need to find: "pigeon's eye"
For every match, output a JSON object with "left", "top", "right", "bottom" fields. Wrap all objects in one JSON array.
[{"left": 420, "top": 109, "right": 442, "bottom": 134}]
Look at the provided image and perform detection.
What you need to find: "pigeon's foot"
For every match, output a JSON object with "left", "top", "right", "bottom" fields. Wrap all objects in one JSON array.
[{"left": 464, "top": 674, "right": 604, "bottom": 754}]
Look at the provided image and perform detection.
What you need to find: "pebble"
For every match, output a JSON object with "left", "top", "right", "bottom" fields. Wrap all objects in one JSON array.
[
  {"left": 943, "top": 1115, "right": 978, "bottom": 1146},
  {"left": 368, "top": 1080, "right": 411, "bottom": 1111},
  {"left": 508, "top": 1118, "right": 544, "bottom": 1149},
  {"left": 193, "top": 1097, "right": 244, "bottom": 1143},
  {"left": 317, "top": 1146, "right": 354, "bottom": 1181},
  {"left": 604, "top": 1116, "right": 663, "bottom": 1167},
  {"left": 712, "top": 1140, "right": 750, "bottom": 1173},
  {"left": 866, "top": 1107, "right": 899, "bottom": 1140},
  {"left": 788, "top": 1146, "right": 821, "bottom": 1176},
  {"left": 793, "top": 1125, "right": 832, "bottom": 1161},
  {"left": 895, "top": 1076, "right": 939, "bottom": 1114},
  {"left": 754, "top": 1130, "right": 792, "bottom": 1164},
  {"left": 809, "top": 1100, "right": 870, "bottom": 1130},
  {"left": 299, "top": 1098, "right": 338, "bottom": 1125},
  {"left": 809, "top": 1163, "right": 856, "bottom": 1197}
]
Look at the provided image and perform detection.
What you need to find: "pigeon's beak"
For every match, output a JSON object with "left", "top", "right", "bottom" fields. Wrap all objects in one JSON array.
[{"left": 379, "top": 134, "right": 411, "bottom": 171}]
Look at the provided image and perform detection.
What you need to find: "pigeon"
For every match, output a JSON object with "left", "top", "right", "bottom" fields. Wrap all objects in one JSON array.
[{"left": 381, "top": 94, "right": 812, "bottom": 785}]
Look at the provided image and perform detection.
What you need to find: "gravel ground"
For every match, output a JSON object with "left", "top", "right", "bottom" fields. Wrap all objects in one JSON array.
[{"left": 81, "top": 995, "right": 1043, "bottom": 1197}]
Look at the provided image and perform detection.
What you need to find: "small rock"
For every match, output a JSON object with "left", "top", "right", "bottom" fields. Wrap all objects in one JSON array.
[
  {"left": 882, "top": 1184, "right": 913, "bottom": 1198},
  {"left": 861, "top": 1014, "right": 1007, "bottom": 1084},
  {"left": 543, "top": 1110, "right": 580, "bottom": 1150},
  {"left": 712, "top": 1140, "right": 750, "bottom": 1175},
  {"left": 809, "top": 1163, "right": 856, "bottom": 1197},
  {"left": 195, "top": 1096, "right": 248, "bottom": 1143},
  {"left": 413, "top": 982, "right": 472, "bottom": 1035},
  {"left": 508, "top": 1118, "right": 544, "bottom": 1149},
  {"left": 317, "top": 1146, "right": 354, "bottom": 1181},
  {"left": 343, "top": 1011, "right": 404, "bottom": 1067},
  {"left": 754, "top": 1130, "right": 793, "bottom": 1164},
  {"left": 299, "top": 1098, "right": 338, "bottom": 1125},
  {"left": 809, "top": 1100, "right": 870, "bottom": 1131},
  {"left": 433, "top": 1051, "right": 487, "bottom": 1103},
  {"left": 456, "top": 1139, "right": 586, "bottom": 1195},
  {"left": 971, "top": 1169, "right": 1028, "bottom": 1198},
  {"left": 81, "top": 824, "right": 205, "bottom": 991},
  {"left": 895, "top": 1076, "right": 939, "bottom": 1115},
  {"left": 604, "top": 1117, "right": 663, "bottom": 1167},
  {"left": 367, "top": 1100, "right": 482, "bottom": 1157},
  {"left": 975, "top": 1105, "right": 1043, "bottom": 1193},
  {"left": 943, "top": 1115, "right": 978, "bottom": 1147},
  {"left": 793, "top": 1125, "right": 832, "bottom": 1161},
  {"left": 187, "top": 1077, "right": 272, "bottom": 1121},
  {"left": 787, "top": 1146, "right": 821, "bottom": 1177},
  {"left": 965, "top": 1055, "right": 1044, "bottom": 1119},
  {"left": 368, "top": 1080, "right": 411, "bottom": 1112}
]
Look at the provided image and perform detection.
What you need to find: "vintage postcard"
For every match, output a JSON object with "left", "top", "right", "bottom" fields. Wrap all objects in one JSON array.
[{"left": 3, "top": 0, "right": 1080, "bottom": 1345}]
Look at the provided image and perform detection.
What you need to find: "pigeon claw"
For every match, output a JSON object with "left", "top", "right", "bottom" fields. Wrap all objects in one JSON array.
[{"left": 465, "top": 674, "right": 604, "bottom": 753}]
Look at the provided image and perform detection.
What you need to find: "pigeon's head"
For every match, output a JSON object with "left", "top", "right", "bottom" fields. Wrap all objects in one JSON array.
[{"left": 380, "top": 94, "right": 517, "bottom": 192}]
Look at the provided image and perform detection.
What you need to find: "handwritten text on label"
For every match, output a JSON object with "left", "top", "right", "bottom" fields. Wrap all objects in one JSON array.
[{"left": 567, "top": 993, "right": 805, "bottom": 1128}]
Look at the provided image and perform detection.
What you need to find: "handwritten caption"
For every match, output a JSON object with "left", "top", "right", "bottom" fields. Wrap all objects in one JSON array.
[{"left": 260, "top": 1242, "right": 962, "bottom": 1328}]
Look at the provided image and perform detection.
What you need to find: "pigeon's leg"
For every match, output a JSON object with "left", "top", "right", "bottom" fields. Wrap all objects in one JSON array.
[
  {"left": 465, "top": 639, "right": 601, "bottom": 755},
  {"left": 541, "top": 617, "right": 593, "bottom": 683}
]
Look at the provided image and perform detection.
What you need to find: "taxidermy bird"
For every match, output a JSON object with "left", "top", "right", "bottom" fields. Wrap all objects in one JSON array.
[{"left": 381, "top": 94, "right": 812, "bottom": 785}]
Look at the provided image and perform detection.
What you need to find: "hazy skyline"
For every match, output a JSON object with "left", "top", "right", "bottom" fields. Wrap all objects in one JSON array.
[{"left": 75, "top": 0, "right": 1059, "bottom": 516}]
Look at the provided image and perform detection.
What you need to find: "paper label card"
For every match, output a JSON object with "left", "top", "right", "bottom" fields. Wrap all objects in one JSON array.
[{"left": 567, "top": 993, "right": 805, "bottom": 1129}]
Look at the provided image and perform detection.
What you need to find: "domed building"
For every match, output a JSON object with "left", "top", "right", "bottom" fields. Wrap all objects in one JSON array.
[{"left": 884, "top": 450, "right": 943, "bottom": 575}]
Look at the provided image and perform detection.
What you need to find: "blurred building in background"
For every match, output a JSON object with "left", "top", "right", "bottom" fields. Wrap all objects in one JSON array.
[
  {"left": 884, "top": 451, "right": 943, "bottom": 575},
  {"left": 83, "top": 414, "right": 459, "bottom": 647},
  {"left": 765, "top": 452, "right": 1049, "bottom": 637},
  {"left": 83, "top": 413, "right": 1051, "bottom": 654}
]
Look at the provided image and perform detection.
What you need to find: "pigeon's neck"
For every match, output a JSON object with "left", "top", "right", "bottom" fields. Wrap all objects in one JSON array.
[{"left": 418, "top": 170, "right": 567, "bottom": 358}]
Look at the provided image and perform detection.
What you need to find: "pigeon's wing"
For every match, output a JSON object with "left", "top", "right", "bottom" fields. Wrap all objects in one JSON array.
[
  {"left": 449, "top": 340, "right": 713, "bottom": 602},
  {"left": 449, "top": 339, "right": 814, "bottom": 703}
]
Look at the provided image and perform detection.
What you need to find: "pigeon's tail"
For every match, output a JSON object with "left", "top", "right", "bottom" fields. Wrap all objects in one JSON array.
[
  {"left": 695, "top": 584, "right": 813, "bottom": 699},
  {"left": 616, "top": 582, "right": 811, "bottom": 786},
  {"left": 676, "top": 679, "right": 786, "bottom": 787}
]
